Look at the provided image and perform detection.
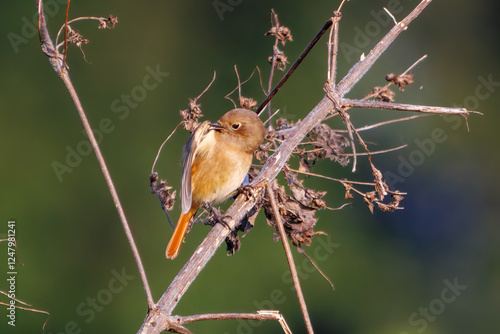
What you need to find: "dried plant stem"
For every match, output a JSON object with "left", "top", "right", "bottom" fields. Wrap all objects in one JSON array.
[
  {"left": 327, "top": 12, "right": 342, "bottom": 85},
  {"left": 256, "top": 18, "right": 334, "bottom": 115},
  {"left": 180, "top": 311, "right": 292, "bottom": 333},
  {"left": 342, "top": 98, "right": 478, "bottom": 114},
  {"left": 267, "top": 183, "right": 314, "bottom": 333},
  {"left": 60, "top": 58, "right": 155, "bottom": 312},
  {"left": 37, "top": 0, "right": 154, "bottom": 310}
]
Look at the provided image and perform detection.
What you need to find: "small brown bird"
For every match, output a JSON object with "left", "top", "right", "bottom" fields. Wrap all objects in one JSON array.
[{"left": 166, "top": 109, "right": 265, "bottom": 259}]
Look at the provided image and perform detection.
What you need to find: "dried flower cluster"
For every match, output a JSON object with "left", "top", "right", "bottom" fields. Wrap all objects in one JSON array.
[
  {"left": 98, "top": 14, "right": 118, "bottom": 29},
  {"left": 179, "top": 98, "right": 204, "bottom": 132},
  {"left": 66, "top": 29, "right": 89, "bottom": 48},
  {"left": 150, "top": 172, "right": 176, "bottom": 214}
]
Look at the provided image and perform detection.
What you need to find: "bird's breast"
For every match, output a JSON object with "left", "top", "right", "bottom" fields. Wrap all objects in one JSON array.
[{"left": 190, "top": 131, "right": 252, "bottom": 205}]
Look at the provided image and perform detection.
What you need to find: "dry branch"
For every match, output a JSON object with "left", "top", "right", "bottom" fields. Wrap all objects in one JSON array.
[
  {"left": 138, "top": 2, "right": 454, "bottom": 332},
  {"left": 36, "top": 0, "right": 154, "bottom": 309}
]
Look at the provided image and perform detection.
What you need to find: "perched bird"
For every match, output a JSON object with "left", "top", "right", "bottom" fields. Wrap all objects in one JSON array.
[{"left": 166, "top": 109, "right": 265, "bottom": 259}]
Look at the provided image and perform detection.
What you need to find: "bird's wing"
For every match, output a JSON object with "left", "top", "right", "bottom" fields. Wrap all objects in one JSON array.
[{"left": 181, "top": 121, "right": 210, "bottom": 214}]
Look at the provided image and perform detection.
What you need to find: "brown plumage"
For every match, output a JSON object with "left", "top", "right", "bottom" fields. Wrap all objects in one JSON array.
[{"left": 166, "top": 109, "right": 265, "bottom": 259}]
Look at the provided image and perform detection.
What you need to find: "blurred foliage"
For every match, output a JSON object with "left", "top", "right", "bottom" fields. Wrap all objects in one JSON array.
[{"left": 1, "top": 0, "right": 499, "bottom": 333}]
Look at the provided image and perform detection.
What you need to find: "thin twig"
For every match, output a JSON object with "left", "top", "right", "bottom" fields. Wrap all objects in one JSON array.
[
  {"left": 401, "top": 54, "right": 427, "bottom": 75},
  {"left": 296, "top": 247, "right": 334, "bottom": 290},
  {"left": 342, "top": 144, "right": 407, "bottom": 156},
  {"left": 361, "top": 54, "right": 427, "bottom": 101},
  {"left": 63, "top": 0, "right": 70, "bottom": 70},
  {"left": 341, "top": 98, "right": 479, "bottom": 115},
  {"left": 288, "top": 167, "right": 376, "bottom": 187},
  {"left": 56, "top": 16, "right": 110, "bottom": 47},
  {"left": 195, "top": 71, "right": 217, "bottom": 101},
  {"left": 327, "top": 12, "right": 342, "bottom": 85},
  {"left": 384, "top": 7, "right": 399, "bottom": 26},
  {"left": 337, "top": 0, "right": 349, "bottom": 12},
  {"left": 297, "top": 144, "right": 407, "bottom": 156},
  {"left": 263, "top": 108, "right": 282, "bottom": 125},
  {"left": 267, "top": 183, "right": 314, "bottom": 334},
  {"left": 224, "top": 65, "right": 256, "bottom": 108},
  {"left": 324, "top": 85, "right": 358, "bottom": 172},
  {"left": 37, "top": 0, "right": 154, "bottom": 310},
  {"left": 151, "top": 122, "right": 183, "bottom": 174},
  {"left": 178, "top": 311, "right": 292, "bottom": 333},
  {"left": 335, "top": 114, "right": 432, "bottom": 133}
]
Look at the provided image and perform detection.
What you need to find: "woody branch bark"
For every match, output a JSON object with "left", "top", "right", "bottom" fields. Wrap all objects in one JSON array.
[{"left": 137, "top": 1, "right": 469, "bottom": 333}]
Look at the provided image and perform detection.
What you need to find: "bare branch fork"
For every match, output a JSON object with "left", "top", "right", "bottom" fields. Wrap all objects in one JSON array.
[{"left": 139, "top": 0, "right": 478, "bottom": 333}]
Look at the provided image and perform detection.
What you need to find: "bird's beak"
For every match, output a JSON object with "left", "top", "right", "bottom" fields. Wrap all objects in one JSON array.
[{"left": 208, "top": 121, "right": 223, "bottom": 131}]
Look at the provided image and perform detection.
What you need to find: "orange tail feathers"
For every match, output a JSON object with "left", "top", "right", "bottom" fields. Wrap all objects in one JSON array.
[{"left": 166, "top": 206, "right": 198, "bottom": 259}]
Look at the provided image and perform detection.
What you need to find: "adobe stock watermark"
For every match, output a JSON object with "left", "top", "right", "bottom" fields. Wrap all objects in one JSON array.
[
  {"left": 8, "top": 0, "right": 68, "bottom": 54},
  {"left": 51, "top": 64, "right": 169, "bottom": 182},
  {"left": 339, "top": 0, "right": 406, "bottom": 63},
  {"left": 384, "top": 74, "right": 498, "bottom": 189},
  {"left": 47, "top": 267, "right": 135, "bottom": 334},
  {"left": 400, "top": 277, "right": 467, "bottom": 334},
  {"left": 213, "top": 0, "right": 243, "bottom": 21},
  {"left": 224, "top": 236, "right": 340, "bottom": 334}
]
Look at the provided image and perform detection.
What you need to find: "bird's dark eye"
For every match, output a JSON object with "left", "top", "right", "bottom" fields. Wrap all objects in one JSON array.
[{"left": 231, "top": 123, "right": 241, "bottom": 130}]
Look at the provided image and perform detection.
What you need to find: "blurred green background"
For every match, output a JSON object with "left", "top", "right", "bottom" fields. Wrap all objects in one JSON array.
[{"left": 1, "top": 0, "right": 499, "bottom": 333}]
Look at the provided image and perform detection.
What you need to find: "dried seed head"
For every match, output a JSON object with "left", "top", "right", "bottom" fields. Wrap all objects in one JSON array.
[
  {"left": 268, "top": 49, "right": 289, "bottom": 71},
  {"left": 180, "top": 98, "right": 204, "bottom": 132},
  {"left": 238, "top": 96, "right": 257, "bottom": 110},
  {"left": 371, "top": 86, "right": 395, "bottom": 102},
  {"left": 386, "top": 73, "right": 415, "bottom": 91}
]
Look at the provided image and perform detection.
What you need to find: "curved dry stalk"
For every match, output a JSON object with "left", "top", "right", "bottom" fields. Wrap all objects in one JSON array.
[
  {"left": 151, "top": 122, "right": 183, "bottom": 174},
  {"left": 224, "top": 65, "right": 257, "bottom": 108},
  {"left": 56, "top": 16, "right": 111, "bottom": 47},
  {"left": 37, "top": 0, "right": 154, "bottom": 309}
]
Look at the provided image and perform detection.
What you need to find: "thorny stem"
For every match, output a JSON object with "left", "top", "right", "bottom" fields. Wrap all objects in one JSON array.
[
  {"left": 266, "top": 183, "right": 314, "bottom": 334},
  {"left": 37, "top": 0, "right": 155, "bottom": 309}
]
